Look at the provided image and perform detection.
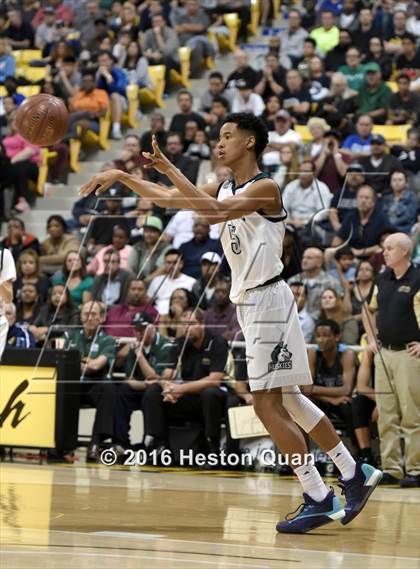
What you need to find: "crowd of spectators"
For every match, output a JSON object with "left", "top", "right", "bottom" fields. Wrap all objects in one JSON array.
[{"left": 0, "top": 0, "right": 419, "bottom": 484}]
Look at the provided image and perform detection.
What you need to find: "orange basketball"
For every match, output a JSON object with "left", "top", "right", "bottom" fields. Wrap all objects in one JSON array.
[{"left": 15, "top": 93, "right": 69, "bottom": 147}]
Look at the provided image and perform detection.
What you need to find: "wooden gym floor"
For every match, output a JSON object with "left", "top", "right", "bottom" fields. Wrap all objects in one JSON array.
[{"left": 0, "top": 461, "right": 418, "bottom": 569}]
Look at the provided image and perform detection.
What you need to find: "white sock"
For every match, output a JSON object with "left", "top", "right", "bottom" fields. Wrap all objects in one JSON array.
[
  {"left": 112, "top": 122, "right": 121, "bottom": 131},
  {"left": 327, "top": 442, "right": 356, "bottom": 481},
  {"left": 294, "top": 463, "right": 329, "bottom": 502}
]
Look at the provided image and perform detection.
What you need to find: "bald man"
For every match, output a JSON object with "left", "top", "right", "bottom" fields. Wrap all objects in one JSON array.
[
  {"left": 288, "top": 247, "right": 343, "bottom": 319},
  {"left": 363, "top": 233, "right": 420, "bottom": 488}
]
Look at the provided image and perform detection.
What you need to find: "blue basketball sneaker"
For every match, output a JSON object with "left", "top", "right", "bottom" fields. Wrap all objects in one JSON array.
[
  {"left": 276, "top": 489, "right": 345, "bottom": 534},
  {"left": 339, "top": 462, "right": 383, "bottom": 525}
]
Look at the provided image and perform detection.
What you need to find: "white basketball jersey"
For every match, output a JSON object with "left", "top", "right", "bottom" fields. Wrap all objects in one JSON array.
[{"left": 217, "top": 173, "right": 287, "bottom": 303}]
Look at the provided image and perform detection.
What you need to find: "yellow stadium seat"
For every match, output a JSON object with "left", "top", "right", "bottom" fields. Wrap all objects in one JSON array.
[
  {"left": 372, "top": 124, "right": 411, "bottom": 145},
  {"left": 12, "top": 49, "right": 43, "bottom": 66},
  {"left": 249, "top": 0, "right": 260, "bottom": 36},
  {"left": 17, "top": 66, "right": 48, "bottom": 83},
  {"left": 386, "top": 81, "right": 398, "bottom": 93},
  {"left": 123, "top": 84, "right": 139, "bottom": 128},
  {"left": 17, "top": 85, "right": 41, "bottom": 97},
  {"left": 140, "top": 65, "right": 165, "bottom": 108},
  {"left": 294, "top": 125, "right": 312, "bottom": 143},
  {"left": 37, "top": 149, "right": 57, "bottom": 195},
  {"left": 273, "top": 0, "right": 281, "bottom": 19},
  {"left": 69, "top": 111, "right": 111, "bottom": 172},
  {"left": 170, "top": 47, "right": 191, "bottom": 88},
  {"left": 224, "top": 13, "right": 239, "bottom": 51}
]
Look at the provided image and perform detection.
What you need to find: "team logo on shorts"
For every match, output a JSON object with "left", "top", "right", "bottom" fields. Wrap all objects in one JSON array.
[{"left": 268, "top": 342, "right": 293, "bottom": 371}]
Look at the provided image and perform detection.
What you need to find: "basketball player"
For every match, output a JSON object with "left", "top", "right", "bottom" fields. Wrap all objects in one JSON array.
[
  {"left": 80, "top": 113, "right": 382, "bottom": 533},
  {"left": 0, "top": 247, "right": 16, "bottom": 359}
]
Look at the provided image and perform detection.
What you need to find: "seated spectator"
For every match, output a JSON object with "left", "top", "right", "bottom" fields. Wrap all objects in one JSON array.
[
  {"left": 301, "top": 0, "right": 317, "bottom": 29},
  {"left": 329, "top": 163, "right": 366, "bottom": 233},
  {"left": 281, "top": 69, "right": 312, "bottom": 124},
  {"left": 141, "top": 308, "right": 229, "bottom": 458},
  {"left": 355, "top": 63, "right": 392, "bottom": 124},
  {"left": 331, "top": 185, "right": 391, "bottom": 260},
  {"left": 182, "top": 119, "right": 199, "bottom": 152},
  {"left": 6, "top": 8, "right": 34, "bottom": 49},
  {"left": 391, "top": 128, "right": 420, "bottom": 194},
  {"left": 199, "top": 71, "right": 232, "bottom": 115},
  {"left": 163, "top": 209, "right": 220, "bottom": 249},
  {"left": 96, "top": 50, "right": 128, "bottom": 139},
  {"left": 125, "top": 196, "right": 155, "bottom": 242},
  {"left": 288, "top": 247, "right": 343, "bottom": 320},
  {"left": 13, "top": 250, "right": 50, "bottom": 303},
  {"left": 92, "top": 248, "right": 133, "bottom": 306},
  {"left": 307, "top": 56, "right": 331, "bottom": 102},
  {"left": 39, "top": 215, "right": 80, "bottom": 275},
  {"left": 338, "top": 1, "right": 358, "bottom": 30},
  {"left": 350, "top": 260, "right": 375, "bottom": 335},
  {"left": 52, "top": 250, "right": 93, "bottom": 307},
  {"left": 87, "top": 225, "right": 133, "bottom": 275},
  {"left": 328, "top": 246, "right": 357, "bottom": 284},
  {"left": 262, "top": 110, "right": 302, "bottom": 172},
  {"left": 319, "top": 287, "right": 359, "bottom": 345},
  {"left": 147, "top": 132, "right": 199, "bottom": 189},
  {"left": 341, "top": 114, "right": 374, "bottom": 160},
  {"left": 353, "top": 8, "right": 376, "bottom": 56},
  {"left": 169, "top": 90, "right": 205, "bottom": 137},
  {"left": 141, "top": 13, "right": 180, "bottom": 94},
  {"left": 352, "top": 344, "right": 378, "bottom": 465},
  {"left": 281, "top": 160, "right": 332, "bottom": 245},
  {"left": 338, "top": 46, "right": 366, "bottom": 92},
  {"left": 359, "top": 135, "right": 400, "bottom": 196},
  {"left": 324, "top": 28, "right": 353, "bottom": 73},
  {"left": 230, "top": 78, "right": 265, "bottom": 117},
  {"left": 114, "top": 311, "right": 175, "bottom": 450},
  {"left": 52, "top": 55, "right": 81, "bottom": 102},
  {"left": 365, "top": 36, "right": 393, "bottom": 82},
  {"left": 289, "top": 281, "right": 315, "bottom": 343},
  {"left": 147, "top": 249, "right": 196, "bottom": 315},
  {"left": 309, "top": 10, "right": 340, "bottom": 56},
  {"left": 185, "top": 129, "right": 211, "bottom": 160},
  {"left": 29, "top": 284, "right": 79, "bottom": 345},
  {"left": 68, "top": 69, "right": 109, "bottom": 139},
  {"left": 314, "top": 130, "right": 350, "bottom": 194},
  {"left": 191, "top": 251, "right": 222, "bottom": 309},
  {"left": 381, "top": 170, "right": 418, "bottom": 234},
  {"left": 260, "top": 95, "right": 281, "bottom": 132},
  {"left": 255, "top": 52, "right": 286, "bottom": 101},
  {"left": 63, "top": 300, "right": 116, "bottom": 462},
  {"left": 0, "top": 218, "right": 40, "bottom": 261},
  {"left": 385, "top": 11, "right": 410, "bottom": 56},
  {"left": 140, "top": 113, "right": 167, "bottom": 155},
  {"left": 2, "top": 115, "right": 41, "bottom": 212},
  {"left": 225, "top": 49, "right": 258, "bottom": 90},
  {"left": 159, "top": 287, "right": 195, "bottom": 339},
  {"left": 172, "top": 0, "right": 215, "bottom": 77},
  {"left": 15, "top": 282, "right": 41, "bottom": 327},
  {"left": 112, "top": 134, "right": 148, "bottom": 174},
  {"left": 387, "top": 73, "right": 419, "bottom": 126},
  {"left": 32, "top": 1, "right": 73, "bottom": 28},
  {"left": 121, "top": 40, "right": 152, "bottom": 89},
  {"left": 305, "top": 319, "right": 356, "bottom": 442},
  {"left": 87, "top": 187, "right": 128, "bottom": 252},
  {"left": 104, "top": 278, "right": 158, "bottom": 340},
  {"left": 179, "top": 217, "right": 223, "bottom": 279},
  {"left": 206, "top": 96, "right": 230, "bottom": 146},
  {"left": 0, "top": 35, "right": 15, "bottom": 84},
  {"left": 317, "top": 72, "right": 356, "bottom": 135},
  {"left": 304, "top": 117, "right": 331, "bottom": 159},
  {"left": 281, "top": 226, "right": 302, "bottom": 280},
  {"left": 395, "top": 33, "right": 420, "bottom": 79},
  {"left": 272, "top": 144, "right": 300, "bottom": 190},
  {"left": 4, "top": 302, "right": 35, "bottom": 348},
  {"left": 296, "top": 37, "right": 317, "bottom": 78},
  {"left": 278, "top": 9, "right": 308, "bottom": 64},
  {"left": 127, "top": 216, "right": 170, "bottom": 283}
]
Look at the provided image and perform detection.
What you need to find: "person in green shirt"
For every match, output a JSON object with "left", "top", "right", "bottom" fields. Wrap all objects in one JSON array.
[
  {"left": 64, "top": 300, "right": 116, "bottom": 462},
  {"left": 355, "top": 62, "right": 392, "bottom": 124},
  {"left": 310, "top": 10, "right": 339, "bottom": 56},
  {"left": 114, "top": 311, "right": 175, "bottom": 449},
  {"left": 338, "top": 47, "right": 366, "bottom": 92}
]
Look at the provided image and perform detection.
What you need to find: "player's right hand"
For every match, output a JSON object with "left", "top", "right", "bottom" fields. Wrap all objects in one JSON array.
[{"left": 79, "top": 169, "right": 124, "bottom": 197}]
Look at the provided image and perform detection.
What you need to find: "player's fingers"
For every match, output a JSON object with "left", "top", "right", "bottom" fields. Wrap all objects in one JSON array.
[
  {"left": 79, "top": 179, "right": 96, "bottom": 196},
  {"left": 95, "top": 180, "right": 113, "bottom": 196},
  {"left": 142, "top": 151, "right": 152, "bottom": 159},
  {"left": 151, "top": 135, "right": 161, "bottom": 156}
]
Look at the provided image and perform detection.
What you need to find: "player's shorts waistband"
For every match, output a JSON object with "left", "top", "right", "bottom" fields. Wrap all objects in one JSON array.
[{"left": 246, "top": 274, "right": 283, "bottom": 293}]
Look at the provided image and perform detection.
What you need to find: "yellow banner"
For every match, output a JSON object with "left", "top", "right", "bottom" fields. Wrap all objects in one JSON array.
[{"left": 0, "top": 365, "right": 57, "bottom": 447}]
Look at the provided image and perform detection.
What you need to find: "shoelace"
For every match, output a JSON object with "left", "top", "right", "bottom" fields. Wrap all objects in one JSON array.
[{"left": 285, "top": 501, "right": 313, "bottom": 521}]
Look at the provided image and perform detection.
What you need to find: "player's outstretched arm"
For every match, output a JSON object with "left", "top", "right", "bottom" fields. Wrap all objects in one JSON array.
[{"left": 143, "top": 136, "right": 280, "bottom": 223}]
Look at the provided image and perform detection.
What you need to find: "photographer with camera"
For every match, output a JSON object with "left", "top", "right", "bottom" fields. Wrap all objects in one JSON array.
[{"left": 314, "top": 130, "right": 351, "bottom": 194}]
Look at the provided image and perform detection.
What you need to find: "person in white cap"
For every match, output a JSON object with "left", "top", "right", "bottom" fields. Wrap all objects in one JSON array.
[
  {"left": 192, "top": 251, "right": 222, "bottom": 309},
  {"left": 0, "top": 248, "right": 16, "bottom": 359}
]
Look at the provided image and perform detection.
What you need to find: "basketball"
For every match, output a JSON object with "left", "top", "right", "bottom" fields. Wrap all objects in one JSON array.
[{"left": 15, "top": 93, "right": 69, "bottom": 147}]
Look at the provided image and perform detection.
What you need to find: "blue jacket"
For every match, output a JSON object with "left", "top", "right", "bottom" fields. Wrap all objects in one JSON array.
[
  {"left": 381, "top": 191, "right": 418, "bottom": 234},
  {"left": 97, "top": 67, "right": 128, "bottom": 97},
  {"left": 0, "top": 54, "right": 16, "bottom": 83},
  {"left": 7, "top": 324, "right": 35, "bottom": 348}
]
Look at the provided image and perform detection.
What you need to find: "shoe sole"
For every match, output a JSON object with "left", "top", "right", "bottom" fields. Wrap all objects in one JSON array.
[
  {"left": 277, "top": 509, "right": 345, "bottom": 534},
  {"left": 341, "top": 469, "right": 383, "bottom": 525}
]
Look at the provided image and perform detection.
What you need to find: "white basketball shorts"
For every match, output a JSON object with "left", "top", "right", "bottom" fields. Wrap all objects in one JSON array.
[
  {"left": 236, "top": 279, "right": 313, "bottom": 392},
  {"left": 0, "top": 314, "right": 8, "bottom": 361}
]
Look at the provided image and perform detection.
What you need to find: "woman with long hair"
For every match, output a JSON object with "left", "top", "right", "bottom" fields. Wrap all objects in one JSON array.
[
  {"left": 15, "top": 282, "right": 41, "bottom": 327},
  {"left": 52, "top": 250, "right": 93, "bottom": 306},
  {"left": 319, "top": 287, "right": 359, "bottom": 345},
  {"left": 365, "top": 36, "right": 393, "bottom": 81},
  {"left": 260, "top": 95, "right": 281, "bottom": 131},
  {"left": 273, "top": 144, "right": 300, "bottom": 189},
  {"left": 122, "top": 40, "right": 152, "bottom": 89},
  {"left": 14, "top": 250, "right": 50, "bottom": 302},
  {"left": 350, "top": 260, "right": 375, "bottom": 332},
  {"left": 304, "top": 117, "right": 331, "bottom": 159},
  {"left": 29, "top": 284, "right": 79, "bottom": 345},
  {"left": 159, "top": 287, "right": 195, "bottom": 339},
  {"left": 40, "top": 215, "right": 80, "bottom": 275}
]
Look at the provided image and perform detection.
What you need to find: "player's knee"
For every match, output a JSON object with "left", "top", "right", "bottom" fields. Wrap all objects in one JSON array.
[{"left": 281, "top": 387, "right": 324, "bottom": 433}]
